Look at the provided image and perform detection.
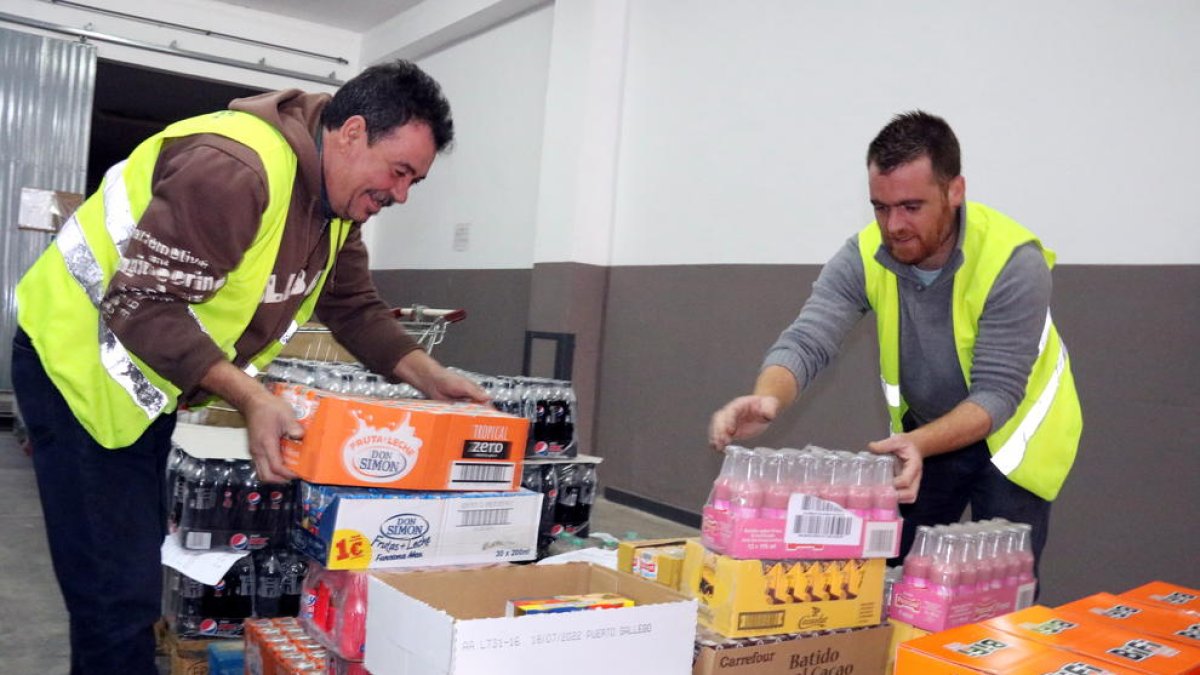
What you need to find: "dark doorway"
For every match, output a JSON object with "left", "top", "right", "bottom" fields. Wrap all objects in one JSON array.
[{"left": 87, "top": 60, "right": 265, "bottom": 193}]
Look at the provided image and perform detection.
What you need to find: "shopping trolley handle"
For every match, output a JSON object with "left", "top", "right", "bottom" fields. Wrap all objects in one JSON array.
[{"left": 391, "top": 305, "right": 467, "bottom": 324}]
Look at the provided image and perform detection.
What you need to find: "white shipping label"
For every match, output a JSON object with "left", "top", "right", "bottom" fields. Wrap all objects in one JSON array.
[{"left": 783, "top": 493, "right": 863, "bottom": 547}]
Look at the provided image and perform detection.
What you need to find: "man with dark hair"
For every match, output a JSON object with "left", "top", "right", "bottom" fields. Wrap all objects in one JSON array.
[
  {"left": 12, "top": 59, "right": 484, "bottom": 673},
  {"left": 710, "top": 110, "right": 1082, "bottom": 573}
]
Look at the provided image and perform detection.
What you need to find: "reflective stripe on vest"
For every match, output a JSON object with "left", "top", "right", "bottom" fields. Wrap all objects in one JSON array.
[{"left": 859, "top": 202, "right": 1082, "bottom": 500}]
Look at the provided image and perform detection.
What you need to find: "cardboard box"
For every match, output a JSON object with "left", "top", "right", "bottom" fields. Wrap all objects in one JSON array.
[
  {"left": 887, "top": 618, "right": 932, "bottom": 675},
  {"left": 278, "top": 322, "right": 356, "bottom": 362},
  {"left": 17, "top": 187, "right": 83, "bottom": 232},
  {"left": 693, "top": 623, "right": 892, "bottom": 675},
  {"left": 702, "top": 503, "right": 901, "bottom": 560},
  {"left": 895, "top": 622, "right": 1058, "bottom": 673},
  {"left": 616, "top": 538, "right": 691, "bottom": 591},
  {"left": 1059, "top": 593, "right": 1200, "bottom": 650},
  {"left": 292, "top": 481, "right": 540, "bottom": 570},
  {"left": 1122, "top": 583, "right": 1200, "bottom": 617},
  {"left": 986, "top": 605, "right": 1200, "bottom": 675},
  {"left": 364, "top": 563, "right": 697, "bottom": 675},
  {"left": 888, "top": 575, "right": 1036, "bottom": 632},
  {"left": 1012, "top": 652, "right": 1143, "bottom": 675},
  {"left": 276, "top": 384, "right": 528, "bottom": 491},
  {"left": 159, "top": 628, "right": 224, "bottom": 675},
  {"left": 680, "top": 539, "right": 886, "bottom": 639}
]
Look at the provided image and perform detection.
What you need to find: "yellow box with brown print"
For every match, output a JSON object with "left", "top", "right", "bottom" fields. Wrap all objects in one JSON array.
[{"left": 680, "top": 539, "right": 886, "bottom": 639}]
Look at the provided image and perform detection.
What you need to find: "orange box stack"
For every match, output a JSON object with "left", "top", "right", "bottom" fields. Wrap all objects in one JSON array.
[{"left": 1058, "top": 593, "right": 1200, "bottom": 652}]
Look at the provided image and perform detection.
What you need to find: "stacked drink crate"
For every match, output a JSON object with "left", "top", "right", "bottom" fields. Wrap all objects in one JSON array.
[{"left": 686, "top": 445, "right": 903, "bottom": 674}]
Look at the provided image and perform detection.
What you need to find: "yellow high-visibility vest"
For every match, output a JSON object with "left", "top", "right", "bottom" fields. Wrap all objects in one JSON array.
[
  {"left": 858, "top": 202, "right": 1082, "bottom": 500},
  {"left": 16, "top": 110, "right": 352, "bottom": 448}
]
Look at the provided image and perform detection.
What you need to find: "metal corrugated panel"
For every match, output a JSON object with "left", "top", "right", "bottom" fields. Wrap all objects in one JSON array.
[{"left": 0, "top": 27, "right": 95, "bottom": 392}]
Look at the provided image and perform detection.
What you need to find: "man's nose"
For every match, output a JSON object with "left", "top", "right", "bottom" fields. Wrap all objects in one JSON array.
[{"left": 391, "top": 180, "right": 410, "bottom": 205}]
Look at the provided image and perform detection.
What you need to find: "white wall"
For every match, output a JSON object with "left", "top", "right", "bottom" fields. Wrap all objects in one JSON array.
[
  {"left": 363, "top": 4, "right": 554, "bottom": 270},
  {"left": 3, "top": 0, "right": 358, "bottom": 93},
  {"left": 611, "top": 0, "right": 1200, "bottom": 266}
]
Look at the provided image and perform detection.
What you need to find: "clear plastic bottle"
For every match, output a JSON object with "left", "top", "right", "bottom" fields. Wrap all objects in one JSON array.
[
  {"left": 819, "top": 453, "right": 850, "bottom": 508},
  {"left": 846, "top": 454, "right": 873, "bottom": 518},
  {"left": 930, "top": 532, "right": 960, "bottom": 598},
  {"left": 904, "top": 525, "right": 935, "bottom": 588},
  {"left": 730, "top": 448, "right": 765, "bottom": 518},
  {"left": 871, "top": 455, "right": 900, "bottom": 520},
  {"left": 706, "top": 446, "right": 745, "bottom": 512},
  {"left": 1012, "top": 523, "right": 1036, "bottom": 583},
  {"left": 956, "top": 533, "right": 981, "bottom": 596},
  {"left": 761, "top": 453, "right": 792, "bottom": 519}
]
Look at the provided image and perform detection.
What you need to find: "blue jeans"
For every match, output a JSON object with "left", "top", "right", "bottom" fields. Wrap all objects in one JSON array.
[
  {"left": 892, "top": 434, "right": 1052, "bottom": 581},
  {"left": 12, "top": 328, "right": 175, "bottom": 675}
]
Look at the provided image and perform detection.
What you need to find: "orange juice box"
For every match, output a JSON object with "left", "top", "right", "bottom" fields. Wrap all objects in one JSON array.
[
  {"left": 895, "top": 622, "right": 1057, "bottom": 673},
  {"left": 275, "top": 383, "right": 528, "bottom": 491},
  {"left": 1058, "top": 593, "right": 1200, "bottom": 651},
  {"left": 986, "top": 605, "right": 1200, "bottom": 675},
  {"left": 1121, "top": 583, "right": 1200, "bottom": 617}
]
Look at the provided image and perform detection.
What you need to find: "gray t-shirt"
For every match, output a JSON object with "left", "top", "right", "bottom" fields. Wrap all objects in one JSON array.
[{"left": 762, "top": 209, "right": 1051, "bottom": 432}]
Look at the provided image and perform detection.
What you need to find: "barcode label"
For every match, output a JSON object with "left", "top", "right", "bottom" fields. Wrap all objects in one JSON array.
[
  {"left": 184, "top": 531, "right": 212, "bottom": 550},
  {"left": 863, "top": 522, "right": 898, "bottom": 557},
  {"left": 1016, "top": 581, "right": 1037, "bottom": 610},
  {"left": 792, "top": 514, "right": 853, "bottom": 537},
  {"left": 784, "top": 492, "right": 863, "bottom": 546},
  {"left": 449, "top": 462, "right": 514, "bottom": 489},
  {"left": 458, "top": 508, "right": 512, "bottom": 527},
  {"left": 737, "top": 610, "right": 785, "bottom": 631}
]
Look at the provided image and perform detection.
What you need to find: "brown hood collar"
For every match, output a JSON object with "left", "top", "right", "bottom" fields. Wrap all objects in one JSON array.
[{"left": 228, "top": 89, "right": 330, "bottom": 205}]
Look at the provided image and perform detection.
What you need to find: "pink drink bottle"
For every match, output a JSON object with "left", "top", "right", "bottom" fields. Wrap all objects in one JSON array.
[
  {"left": 761, "top": 452, "right": 792, "bottom": 519},
  {"left": 956, "top": 533, "right": 981, "bottom": 596},
  {"left": 904, "top": 525, "right": 935, "bottom": 588},
  {"left": 792, "top": 451, "right": 819, "bottom": 500},
  {"left": 999, "top": 527, "right": 1021, "bottom": 587},
  {"left": 930, "top": 533, "right": 960, "bottom": 598},
  {"left": 973, "top": 527, "right": 998, "bottom": 593},
  {"left": 730, "top": 448, "right": 765, "bottom": 519},
  {"left": 846, "top": 454, "right": 873, "bottom": 518},
  {"left": 1013, "top": 523, "right": 1035, "bottom": 584},
  {"left": 870, "top": 455, "right": 899, "bottom": 520},
  {"left": 819, "top": 453, "right": 849, "bottom": 508},
  {"left": 707, "top": 446, "right": 745, "bottom": 512}
]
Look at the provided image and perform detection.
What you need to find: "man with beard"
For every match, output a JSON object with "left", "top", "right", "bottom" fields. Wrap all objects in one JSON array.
[{"left": 709, "top": 111, "right": 1081, "bottom": 571}]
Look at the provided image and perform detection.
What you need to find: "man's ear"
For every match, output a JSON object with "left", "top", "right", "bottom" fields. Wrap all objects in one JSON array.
[
  {"left": 948, "top": 175, "right": 966, "bottom": 208},
  {"left": 335, "top": 115, "right": 368, "bottom": 148}
]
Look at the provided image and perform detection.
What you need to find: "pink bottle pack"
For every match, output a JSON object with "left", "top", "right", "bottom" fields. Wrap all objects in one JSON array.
[{"left": 702, "top": 445, "right": 901, "bottom": 559}]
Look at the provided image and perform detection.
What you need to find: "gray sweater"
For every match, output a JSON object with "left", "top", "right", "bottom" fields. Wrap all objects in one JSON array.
[{"left": 763, "top": 208, "right": 1051, "bottom": 432}]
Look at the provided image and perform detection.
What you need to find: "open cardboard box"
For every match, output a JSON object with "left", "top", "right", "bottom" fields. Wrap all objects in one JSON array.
[{"left": 364, "top": 562, "right": 697, "bottom": 675}]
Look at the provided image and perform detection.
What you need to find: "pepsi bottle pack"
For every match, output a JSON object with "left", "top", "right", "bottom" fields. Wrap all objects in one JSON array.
[
  {"left": 459, "top": 370, "right": 578, "bottom": 458},
  {"left": 521, "top": 459, "right": 599, "bottom": 557},
  {"left": 167, "top": 444, "right": 293, "bottom": 552},
  {"left": 163, "top": 548, "right": 308, "bottom": 639},
  {"left": 701, "top": 445, "right": 902, "bottom": 560}
]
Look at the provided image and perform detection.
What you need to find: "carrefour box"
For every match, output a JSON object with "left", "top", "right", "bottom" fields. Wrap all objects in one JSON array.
[
  {"left": 887, "top": 618, "right": 932, "bottom": 675},
  {"left": 1058, "top": 593, "right": 1200, "bottom": 651},
  {"left": 692, "top": 623, "right": 891, "bottom": 675},
  {"left": 680, "top": 540, "right": 886, "bottom": 639},
  {"left": 986, "top": 605, "right": 1200, "bottom": 675},
  {"left": 1121, "top": 583, "right": 1200, "bottom": 617},
  {"left": 364, "top": 563, "right": 697, "bottom": 675},
  {"left": 702, "top": 502, "right": 901, "bottom": 560},
  {"left": 291, "top": 481, "right": 540, "bottom": 570},
  {"left": 276, "top": 383, "right": 527, "bottom": 491},
  {"left": 895, "top": 623, "right": 1058, "bottom": 674},
  {"left": 1011, "top": 652, "right": 1143, "bottom": 675}
]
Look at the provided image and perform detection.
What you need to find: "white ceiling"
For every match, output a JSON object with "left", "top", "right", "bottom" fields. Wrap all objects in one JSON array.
[{"left": 207, "top": 0, "right": 424, "bottom": 33}]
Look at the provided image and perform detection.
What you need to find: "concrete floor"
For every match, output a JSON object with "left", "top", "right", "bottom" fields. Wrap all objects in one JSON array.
[{"left": 0, "top": 425, "right": 697, "bottom": 674}]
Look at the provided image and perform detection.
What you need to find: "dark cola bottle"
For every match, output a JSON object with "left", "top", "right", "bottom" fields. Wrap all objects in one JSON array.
[
  {"left": 232, "top": 461, "right": 262, "bottom": 534},
  {"left": 254, "top": 549, "right": 284, "bottom": 618},
  {"left": 574, "top": 464, "right": 597, "bottom": 537},
  {"left": 537, "top": 463, "right": 560, "bottom": 554},
  {"left": 228, "top": 554, "right": 256, "bottom": 620},
  {"left": 175, "top": 570, "right": 207, "bottom": 635},
  {"left": 181, "top": 459, "right": 218, "bottom": 534},
  {"left": 210, "top": 460, "right": 237, "bottom": 535},
  {"left": 278, "top": 549, "right": 308, "bottom": 617},
  {"left": 554, "top": 463, "right": 581, "bottom": 534},
  {"left": 262, "top": 481, "right": 291, "bottom": 545}
]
